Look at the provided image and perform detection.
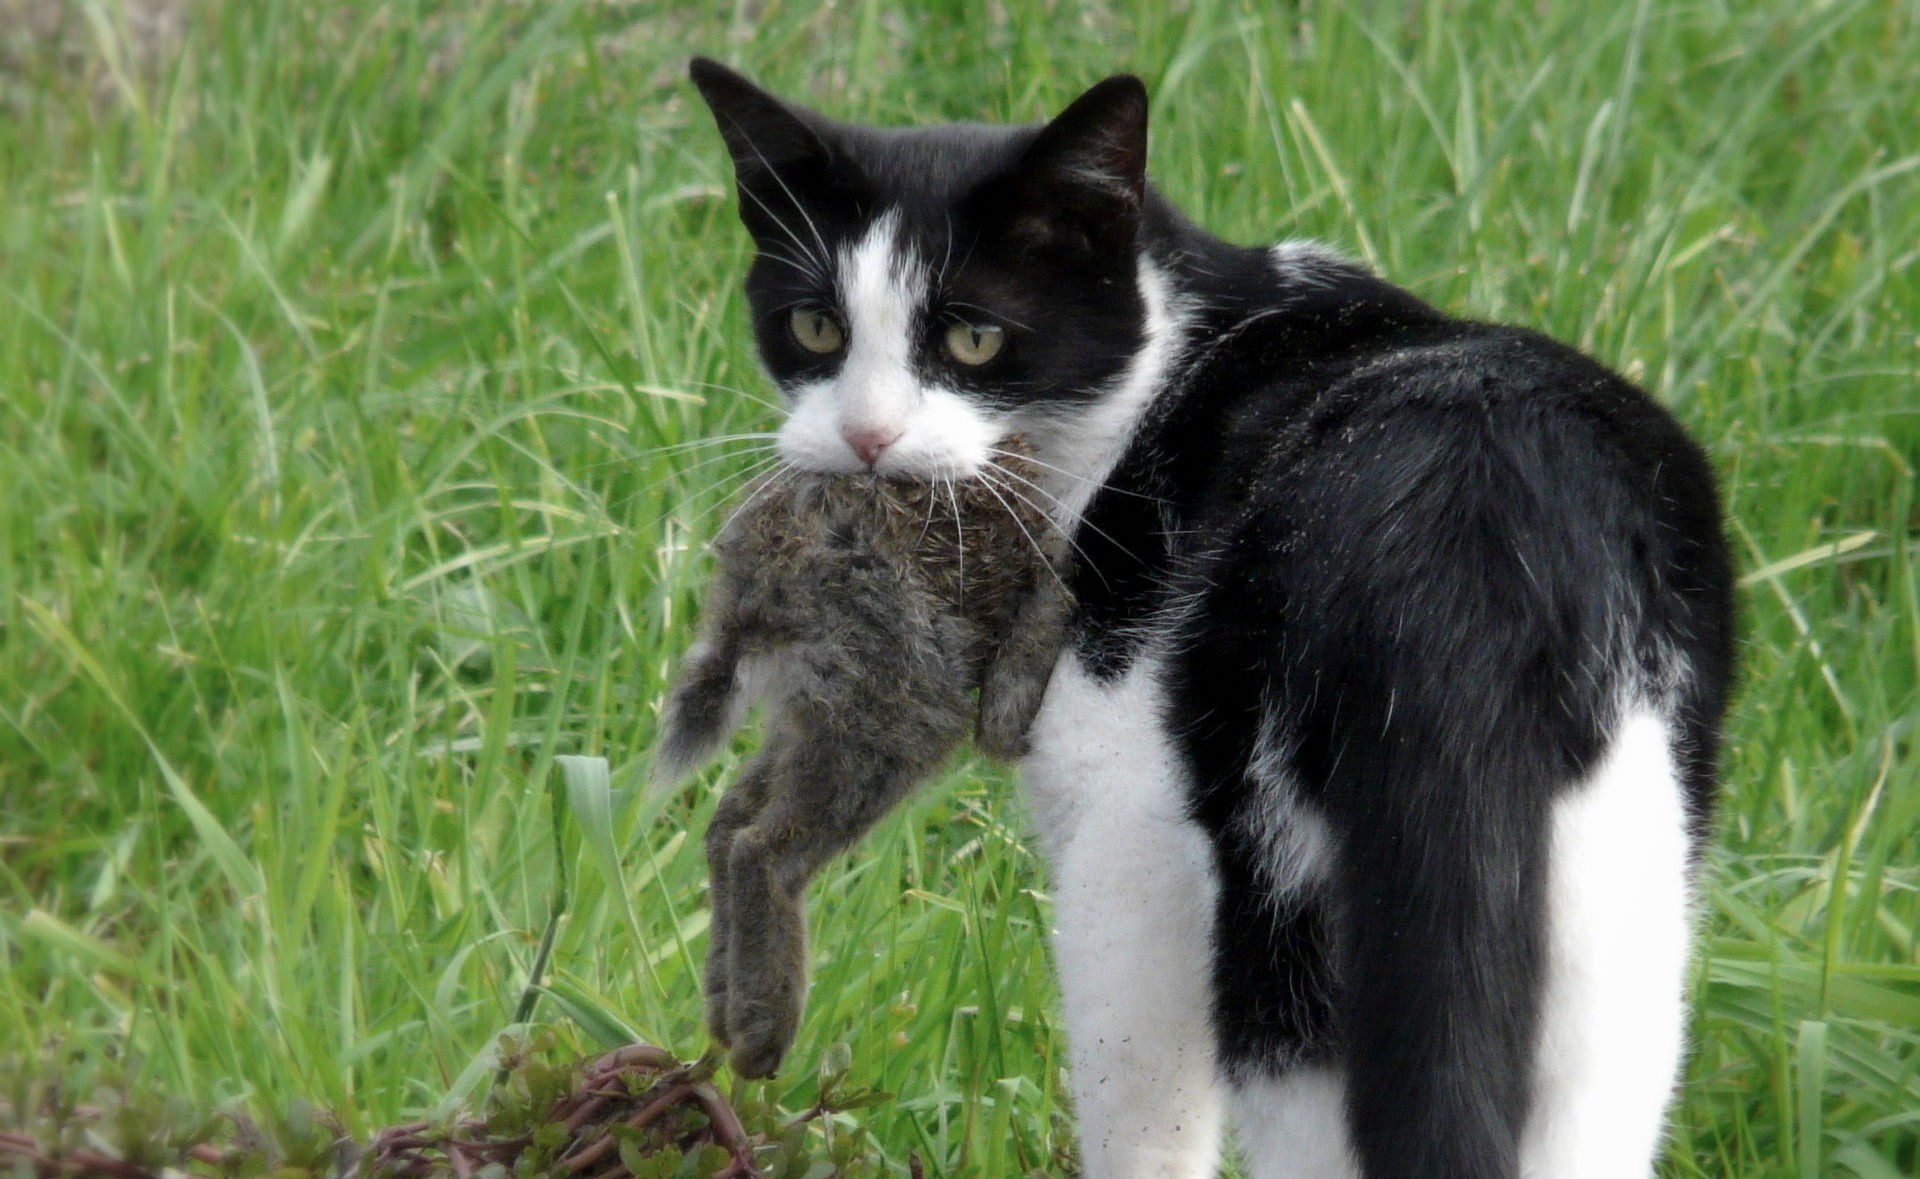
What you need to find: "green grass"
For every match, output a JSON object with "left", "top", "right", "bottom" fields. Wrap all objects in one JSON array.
[{"left": 2, "top": 0, "right": 1915, "bottom": 1175}]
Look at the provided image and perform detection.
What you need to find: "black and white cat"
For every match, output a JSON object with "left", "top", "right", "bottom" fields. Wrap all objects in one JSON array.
[{"left": 686, "top": 59, "right": 1735, "bottom": 1179}]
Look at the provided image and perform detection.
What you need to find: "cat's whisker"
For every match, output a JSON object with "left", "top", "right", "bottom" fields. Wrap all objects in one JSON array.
[
  {"left": 680, "top": 379, "right": 789, "bottom": 418},
  {"left": 917, "top": 469, "right": 941, "bottom": 547},
  {"left": 755, "top": 223, "right": 831, "bottom": 290},
  {"left": 606, "top": 437, "right": 780, "bottom": 488},
  {"left": 584, "top": 432, "right": 783, "bottom": 472},
  {"left": 983, "top": 452, "right": 1149, "bottom": 561},
  {"left": 733, "top": 180, "right": 832, "bottom": 285},
  {"left": 609, "top": 448, "right": 786, "bottom": 519},
  {"left": 936, "top": 212, "right": 957, "bottom": 294},
  {"left": 653, "top": 444, "right": 784, "bottom": 495},
  {"left": 675, "top": 447, "right": 787, "bottom": 506},
  {"left": 973, "top": 470, "right": 1072, "bottom": 597},
  {"left": 981, "top": 455, "right": 1114, "bottom": 533},
  {"left": 976, "top": 467, "right": 1085, "bottom": 550},
  {"left": 758, "top": 247, "right": 830, "bottom": 286},
  {"left": 738, "top": 138, "right": 836, "bottom": 285},
  {"left": 979, "top": 465, "right": 1108, "bottom": 583},
  {"left": 975, "top": 463, "right": 1122, "bottom": 593},
  {"left": 944, "top": 475, "right": 965, "bottom": 590},
  {"left": 951, "top": 230, "right": 981, "bottom": 290},
  {"left": 984, "top": 444, "right": 1164, "bottom": 503},
  {"left": 701, "top": 460, "right": 803, "bottom": 544},
  {"left": 947, "top": 301, "right": 1034, "bottom": 333}
]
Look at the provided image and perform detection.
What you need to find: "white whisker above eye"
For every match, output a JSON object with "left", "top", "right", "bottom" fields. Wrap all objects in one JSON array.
[{"left": 946, "top": 301, "right": 1034, "bottom": 333}]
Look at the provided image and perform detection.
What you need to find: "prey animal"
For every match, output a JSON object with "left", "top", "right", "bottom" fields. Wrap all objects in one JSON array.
[{"left": 654, "top": 442, "right": 1070, "bottom": 1078}]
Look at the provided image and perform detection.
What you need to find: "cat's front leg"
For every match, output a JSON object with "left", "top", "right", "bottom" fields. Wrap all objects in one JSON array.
[{"left": 1022, "top": 654, "right": 1225, "bottom": 1179}]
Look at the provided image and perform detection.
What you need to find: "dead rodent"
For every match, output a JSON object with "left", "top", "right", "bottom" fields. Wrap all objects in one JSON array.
[{"left": 654, "top": 442, "right": 1073, "bottom": 1079}]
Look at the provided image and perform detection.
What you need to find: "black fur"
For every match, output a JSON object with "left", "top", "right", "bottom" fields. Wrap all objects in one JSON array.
[
  {"left": 689, "top": 59, "right": 1737, "bottom": 1179},
  {"left": 1084, "top": 227, "right": 1736, "bottom": 1173}
]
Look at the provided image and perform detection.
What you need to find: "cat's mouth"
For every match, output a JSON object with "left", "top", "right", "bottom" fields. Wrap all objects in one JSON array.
[{"left": 774, "top": 381, "right": 1008, "bottom": 483}]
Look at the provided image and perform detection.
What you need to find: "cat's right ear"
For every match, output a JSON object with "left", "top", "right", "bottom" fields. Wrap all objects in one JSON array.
[
  {"left": 979, "top": 75, "right": 1151, "bottom": 262},
  {"left": 689, "top": 59, "right": 842, "bottom": 239}
]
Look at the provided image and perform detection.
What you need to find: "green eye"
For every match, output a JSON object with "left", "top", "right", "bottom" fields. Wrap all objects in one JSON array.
[
  {"left": 944, "top": 321, "right": 1004, "bottom": 366},
  {"left": 789, "top": 307, "right": 845, "bottom": 354}
]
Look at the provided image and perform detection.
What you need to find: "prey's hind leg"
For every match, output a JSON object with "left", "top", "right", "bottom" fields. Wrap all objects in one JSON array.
[
  {"left": 1520, "top": 708, "right": 1694, "bottom": 1179},
  {"left": 702, "top": 757, "right": 777, "bottom": 1047},
  {"left": 720, "top": 727, "right": 957, "bottom": 1078}
]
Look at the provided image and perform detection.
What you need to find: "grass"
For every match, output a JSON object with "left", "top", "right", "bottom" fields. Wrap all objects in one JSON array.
[{"left": 1, "top": 0, "right": 1915, "bottom": 1175}]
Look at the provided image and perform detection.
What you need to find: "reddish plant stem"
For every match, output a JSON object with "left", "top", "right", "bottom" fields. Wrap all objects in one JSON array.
[
  {"left": 689, "top": 1083, "right": 756, "bottom": 1159},
  {"left": 588, "top": 1044, "right": 677, "bottom": 1075},
  {"left": 562, "top": 1091, "right": 617, "bottom": 1133},
  {"left": 558, "top": 1082, "right": 693, "bottom": 1173}
]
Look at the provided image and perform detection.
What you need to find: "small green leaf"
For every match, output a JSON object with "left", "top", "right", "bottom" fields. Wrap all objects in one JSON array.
[
  {"left": 538, "top": 977, "right": 645, "bottom": 1049},
  {"left": 829, "top": 1087, "right": 895, "bottom": 1111},
  {"left": 817, "top": 1041, "right": 854, "bottom": 1092}
]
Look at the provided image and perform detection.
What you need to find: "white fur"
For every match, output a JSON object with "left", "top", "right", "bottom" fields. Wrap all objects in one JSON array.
[
  {"left": 1021, "top": 653, "right": 1224, "bottom": 1179},
  {"left": 1521, "top": 705, "right": 1694, "bottom": 1178},
  {"left": 1012, "top": 252, "right": 1221, "bottom": 1179},
  {"left": 1243, "top": 704, "right": 1336, "bottom": 903},
  {"left": 777, "top": 210, "right": 999, "bottom": 479},
  {"left": 1231, "top": 1066, "right": 1360, "bottom": 1179},
  {"left": 1267, "top": 239, "right": 1349, "bottom": 290},
  {"left": 1016, "top": 258, "right": 1192, "bottom": 524},
  {"left": 1221, "top": 712, "right": 1351, "bottom": 1178}
]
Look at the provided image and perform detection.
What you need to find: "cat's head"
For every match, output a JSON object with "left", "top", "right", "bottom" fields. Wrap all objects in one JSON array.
[{"left": 690, "top": 59, "right": 1163, "bottom": 483}]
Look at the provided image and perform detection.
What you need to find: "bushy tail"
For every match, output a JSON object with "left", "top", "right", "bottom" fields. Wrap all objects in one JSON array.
[{"left": 653, "top": 640, "right": 747, "bottom": 785}]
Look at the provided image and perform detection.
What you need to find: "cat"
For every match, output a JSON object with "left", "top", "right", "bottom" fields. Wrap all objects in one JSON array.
[
  {"left": 655, "top": 442, "right": 1071, "bottom": 1080},
  {"left": 686, "top": 57, "right": 1735, "bottom": 1179}
]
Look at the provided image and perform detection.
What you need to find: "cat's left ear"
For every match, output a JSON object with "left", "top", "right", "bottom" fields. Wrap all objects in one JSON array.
[
  {"left": 995, "top": 75, "right": 1150, "bottom": 258},
  {"left": 689, "top": 58, "right": 856, "bottom": 244},
  {"left": 688, "top": 58, "right": 831, "bottom": 185}
]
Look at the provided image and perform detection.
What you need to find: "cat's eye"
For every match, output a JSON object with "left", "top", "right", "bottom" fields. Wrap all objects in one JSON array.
[
  {"left": 788, "top": 307, "right": 845, "bottom": 354},
  {"left": 944, "top": 321, "right": 1005, "bottom": 366}
]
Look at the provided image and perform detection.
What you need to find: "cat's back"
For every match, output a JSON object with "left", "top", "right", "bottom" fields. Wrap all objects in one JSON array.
[
  {"left": 1135, "top": 258, "right": 1725, "bottom": 579},
  {"left": 1079, "top": 259, "right": 1735, "bottom": 760}
]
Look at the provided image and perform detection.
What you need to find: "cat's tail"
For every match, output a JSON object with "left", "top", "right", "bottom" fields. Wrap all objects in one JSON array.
[{"left": 653, "top": 638, "right": 750, "bottom": 785}]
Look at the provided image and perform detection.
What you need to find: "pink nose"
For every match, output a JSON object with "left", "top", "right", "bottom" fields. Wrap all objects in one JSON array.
[{"left": 842, "top": 424, "right": 901, "bottom": 468}]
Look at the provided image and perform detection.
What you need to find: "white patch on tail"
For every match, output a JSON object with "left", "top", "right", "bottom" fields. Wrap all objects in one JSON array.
[
  {"left": 1521, "top": 705, "right": 1695, "bottom": 1178},
  {"left": 1243, "top": 702, "right": 1337, "bottom": 903}
]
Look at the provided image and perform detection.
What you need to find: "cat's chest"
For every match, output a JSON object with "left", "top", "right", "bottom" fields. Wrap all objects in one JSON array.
[{"left": 1019, "top": 650, "right": 1193, "bottom": 855}]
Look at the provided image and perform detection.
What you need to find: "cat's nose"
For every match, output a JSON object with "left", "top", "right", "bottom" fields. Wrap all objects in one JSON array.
[{"left": 842, "top": 424, "right": 902, "bottom": 468}]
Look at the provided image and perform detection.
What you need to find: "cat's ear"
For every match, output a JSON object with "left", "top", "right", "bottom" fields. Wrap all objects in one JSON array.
[
  {"left": 689, "top": 58, "right": 851, "bottom": 241},
  {"left": 997, "top": 75, "right": 1150, "bottom": 258},
  {"left": 689, "top": 58, "right": 830, "bottom": 182}
]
